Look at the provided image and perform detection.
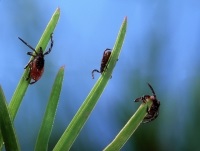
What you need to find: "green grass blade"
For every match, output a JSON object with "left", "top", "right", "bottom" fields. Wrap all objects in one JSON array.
[
  {"left": 0, "top": 86, "right": 20, "bottom": 151},
  {"left": 35, "top": 66, "right": 64, "bottom": 151},
  {"left": 0, "top": 130, "right": 3, "bottom": 150},
  {"left": 53, "top": 17, "right": 127, "bottom": 151},
  {"left": 8, "top": 7, "right": 60, "bottom": 121},
  {"left": 103, "top": 100, "right": 153, "bottom": 151}
]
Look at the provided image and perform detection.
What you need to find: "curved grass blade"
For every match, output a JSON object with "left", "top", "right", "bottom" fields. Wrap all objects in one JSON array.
[
  {"left": 35, "top": 66, "right": 64, "bottom": 151},
  {"left": 103, "top": 100, "right": 153, "bottom": 151},
  {"left": 0, "top": 130, "right": 3, "bottom": 150},
  {"left": 0, "top": 86, "right": 20, "bottom": 151},
  {"left": 8, "top": 8, "right": 60, "bottom": 121},
  {"left": 53, "top": 17, "right": 127, "bottom": 151}
]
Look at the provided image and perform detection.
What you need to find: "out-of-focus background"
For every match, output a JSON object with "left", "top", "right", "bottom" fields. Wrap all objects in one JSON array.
[{"left": 1, "top": 0, "right": 200, "bottom": 151}]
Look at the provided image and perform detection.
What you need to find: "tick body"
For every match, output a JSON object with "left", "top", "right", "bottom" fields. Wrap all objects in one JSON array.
[
  {"left": 92, "top": 48, "right": 111, "bottom": 79},
  {"left": 18, "top": 33, "right": 53, "bottom": 84},
  {"left": 134, "top": 83, "right": 160, "bottom": 123}
]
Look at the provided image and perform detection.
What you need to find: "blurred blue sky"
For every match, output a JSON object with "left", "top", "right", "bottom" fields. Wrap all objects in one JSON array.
[{"left": 1, "top": 0, "right": 200, "bottom": 150}]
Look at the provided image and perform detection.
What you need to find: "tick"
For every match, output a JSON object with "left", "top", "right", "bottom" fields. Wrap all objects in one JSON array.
[
  {"left": 18, "top": 33, "right": 53, "bottom": 84},
  {"left": 92, "top": 48, "right": 111, "bottom": 79},
  {"left": 134, "top": 83, "right": 160, "bottom": 123}
]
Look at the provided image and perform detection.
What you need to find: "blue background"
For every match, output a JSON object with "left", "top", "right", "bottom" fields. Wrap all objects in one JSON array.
[{"left": 1, "top": 0, "right": 200, "bottom": 150}]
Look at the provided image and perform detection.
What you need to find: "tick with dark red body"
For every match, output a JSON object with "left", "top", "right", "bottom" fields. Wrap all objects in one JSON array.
[
  {"left": 134, "top": 83, "right": 160, "bottom": 123},
  {"left": 92, "top": 48, "right": 112, "bottom": 79},
  {"left": 18, "top": 33, "right": 53, "bottom": 84}
]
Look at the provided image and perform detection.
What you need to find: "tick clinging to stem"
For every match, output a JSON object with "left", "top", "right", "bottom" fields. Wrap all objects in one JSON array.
[
  {"left": 134, "top": 83, "right": 160, "bottom": 123},
  {"left": 18, "top": 33, "right": 54, "bottom": 84},
  {"left": 92, "top": 48, "right": 112, "bottom": 79}
]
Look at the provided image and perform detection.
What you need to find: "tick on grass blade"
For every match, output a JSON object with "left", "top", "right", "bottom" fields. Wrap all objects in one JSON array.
[
  {"left": 18, "top": 33, "right": 54, "bottom": 84},
  {"left": 134, "top": 83, "right": 160, "bottom": 123},
  {"left": 92, "top": 48, "right": 112, "bottom": 79}
]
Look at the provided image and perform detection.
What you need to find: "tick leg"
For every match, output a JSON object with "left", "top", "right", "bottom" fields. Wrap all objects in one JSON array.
[
  {"left": 26, "top": 76, "right": 30, "bottom": 81},
  {"left": 92, "top": 69, "right": 101, "bottom": 79},
  {"left": 134, "top": 96, "right": 146, "bottom": 103},
  {"left": 25, "top": 71, "right": 31, "bottom": 81},
  {"left": 142, "top": 118, "right": 151, "bottom": 124},
  {"left": 18, "top": 37, "right": 37, "bottom": 53},
  {"left": 147, "top": 83, "right": 156, "bottom": 98},
  {"left": 44, "top": 33, "right": 54, "bottom": 55},
  {"left": 134, "top": 97, "right": 143, "bottom": 102},
  {"left": 24, "top": 60, "right": 33, "bottom": 69},
  {"left": 134, "top": 95, "right": 150, "bottom": 103},
  {"left": 30, "top": 80, "right": 36, "bottom": 84},
  {"left": 143, "top": 115, "right": 155, "bottom": 123},
  {"left": 27, "top": 52, "right": 36, "bottom": 57}
]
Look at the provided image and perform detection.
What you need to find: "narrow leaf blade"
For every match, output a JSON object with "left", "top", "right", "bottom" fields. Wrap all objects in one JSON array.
[
  {"left": 0, "top": 86, "right": 20, "bottom": 151},
  {"left": 8, "top": 7, "right": 60, "bottom": 121},
  {"left": 53, "top": 17, "right": 127, "bottom": 151},
  {"left": 35, "top": 66, "right": 64, "bottom": 151},
  {"left": 103, "top": 100, "right": 152, "bottom": 150}
]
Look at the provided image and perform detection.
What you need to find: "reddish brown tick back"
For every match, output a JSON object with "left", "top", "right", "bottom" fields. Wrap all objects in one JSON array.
[
  {"left": 134, "top": 83, "right": 160, "bottom": 123},
  {"left": 18, "top": 33, "right": 53, "bottom": 84},
  {"left": 92, "top": 48, "right": 112, "bottom": 79}
]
